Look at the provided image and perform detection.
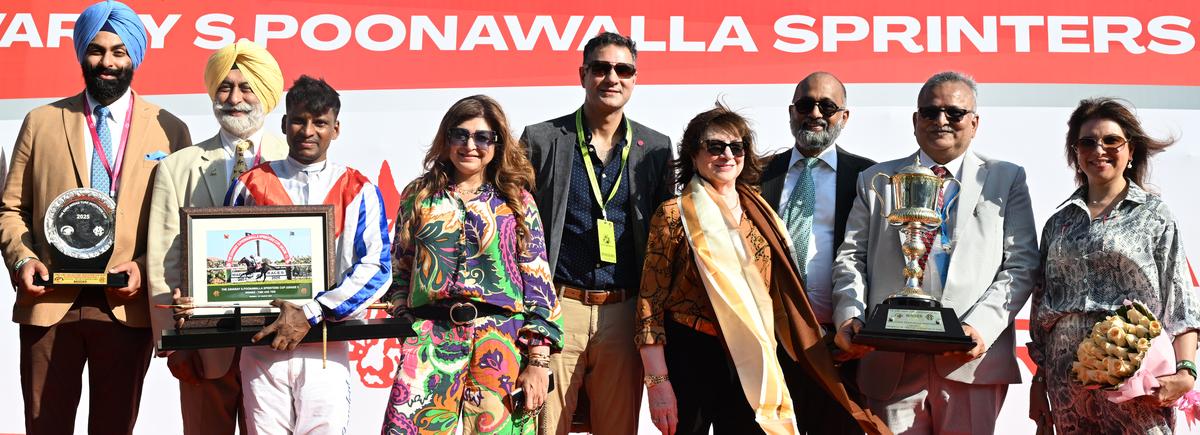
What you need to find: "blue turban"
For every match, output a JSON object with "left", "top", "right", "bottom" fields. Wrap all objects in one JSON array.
[{"left": 73, "top": 0, "right": 147, "bottom": 69}]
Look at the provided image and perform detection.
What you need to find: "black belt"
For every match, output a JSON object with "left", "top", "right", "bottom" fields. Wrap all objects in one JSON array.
[{"left": 409, "top": 301, "right": 507, "bottom": 325}]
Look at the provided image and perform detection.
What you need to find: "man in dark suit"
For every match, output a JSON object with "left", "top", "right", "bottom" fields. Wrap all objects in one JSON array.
[
  {"left": 759, "top": 72, "right": 874, "bottom": 434},
  {"left": 520, "top": 32, "right": 672, "bottom": 435}
]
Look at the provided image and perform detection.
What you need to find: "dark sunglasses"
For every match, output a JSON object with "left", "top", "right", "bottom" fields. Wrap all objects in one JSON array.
[
  {"left": 1073, "top": 135, "right": 1128, "bottom": 152},
  {"left": 585, "top": 61, "right": 637, "bottom": 79},
  {"left": 702, "top": 140, "right": 745, "bottom": 157},
  {"left": 792, "top": 97, "right": 845, "bottom": 117},
  {"left": 917, "top": 106, "right": 974, "bottom": 123},
  {"left": 447, "top": 128, "right": 499, "bottom": 149}
]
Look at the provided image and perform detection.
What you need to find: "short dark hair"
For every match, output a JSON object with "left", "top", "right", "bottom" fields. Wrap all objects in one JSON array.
[
  {"left": 673, "top": 102, "right": 762, "bottom": 192},
  {"left": 286, "top": 75, "right": 341, "bottom": 117},
  {"left": 582, "top": 32, "right": 637, "bottom": 64},
  {"left": 1064, "top": 97, "right": 1174, "bottom": 188}
]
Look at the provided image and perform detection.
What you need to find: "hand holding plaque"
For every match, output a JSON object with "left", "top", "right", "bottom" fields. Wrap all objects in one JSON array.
[
  {"left": 33, "top": 188, "right": 129, "bottom": 287},
  {"left": 850, "top": 157, "right": 976, "bottom": 354}
]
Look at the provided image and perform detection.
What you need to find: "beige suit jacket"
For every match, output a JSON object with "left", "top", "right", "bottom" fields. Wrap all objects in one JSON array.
[
  {"left": 0, "top": 92, "right": 192, "bottom": 327},
  {"left": 146, "top": 133, "right": 289, "bottom": 378},
  {"left": 831, "top": 151, "right": 1039, "bottom": 400}
]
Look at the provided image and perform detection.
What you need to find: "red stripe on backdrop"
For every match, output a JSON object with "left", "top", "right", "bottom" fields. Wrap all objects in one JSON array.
[
  {"left": 1189, "top": 258, "right": 1199, "bottom": 288},
  {"left": 3, "top": 1, "right": 1200, "bottom": 99}
]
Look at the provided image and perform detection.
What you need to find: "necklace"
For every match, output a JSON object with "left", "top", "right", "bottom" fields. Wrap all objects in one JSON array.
[{"left": 454, "top": 183, "right": 485, "bottom": 194}]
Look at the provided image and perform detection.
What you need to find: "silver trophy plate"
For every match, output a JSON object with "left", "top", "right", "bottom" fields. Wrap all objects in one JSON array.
[{"left": 43, "top": 188, "right": 116, "bottom": 260}]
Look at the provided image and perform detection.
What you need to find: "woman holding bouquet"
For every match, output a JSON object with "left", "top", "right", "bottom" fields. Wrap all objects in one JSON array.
[
  {"left": 1028, "top": 98, "right": 1200, "bottom": 433},
  {"left": 383, "top": 95, "right": 562, "bottom": 434}
]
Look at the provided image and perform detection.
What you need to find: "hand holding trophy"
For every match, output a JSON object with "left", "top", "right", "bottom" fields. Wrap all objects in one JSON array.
[{"left": 851, "top": 157, "right": 976, "bottom": 353}]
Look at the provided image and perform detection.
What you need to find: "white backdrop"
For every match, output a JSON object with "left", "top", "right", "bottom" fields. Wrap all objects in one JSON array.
[{"left": 0, "top": 82, "right": 1197, "bottom": 434}]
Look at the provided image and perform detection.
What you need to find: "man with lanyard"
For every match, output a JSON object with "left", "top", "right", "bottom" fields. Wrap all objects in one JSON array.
[
  {"left": 758, "top": 71, "right": 876, "bottom": 434},
  {"left": 520, "top": 32, "right": 673, "bottom": 435},
  {"left": 0, "top": 1, "right": 191, "bottom": 433},
  {"left": 221, "top": 75, "right": 392, "bottom": 434},
  {"left": 147, "top": 40, "right": 289, "bottom": 435}
]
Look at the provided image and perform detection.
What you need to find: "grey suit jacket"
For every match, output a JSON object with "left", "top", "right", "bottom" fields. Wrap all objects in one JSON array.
[
  {"left": 831, "top": 150, "right": 1038, "bottom": 399},
  {"left": 520, "top": 112, "right": 672, "bottom": 278},
  {"left": 146, "top": 133, "right": 289, "bottom": 378}
]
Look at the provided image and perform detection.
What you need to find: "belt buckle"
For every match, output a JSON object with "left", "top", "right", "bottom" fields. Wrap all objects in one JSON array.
[
  {"left": 449, "top": 302, "right": 478, "bottom": 325},
  {"left": 585, "top": 290, "right": 607, "bottom": 305}
]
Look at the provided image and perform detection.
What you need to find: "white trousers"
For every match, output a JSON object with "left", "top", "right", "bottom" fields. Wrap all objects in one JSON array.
[
  {"left": 865, "top": 354, "right": 1007, "bottom": 435},
  {"left": 240, "top": 342, "right": 351, "bottom": 435}
]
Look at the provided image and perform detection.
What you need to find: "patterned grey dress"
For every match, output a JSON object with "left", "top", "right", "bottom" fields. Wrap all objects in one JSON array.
[{"left": 1030, "top": 183, "right": 1200, "bottom": 435}]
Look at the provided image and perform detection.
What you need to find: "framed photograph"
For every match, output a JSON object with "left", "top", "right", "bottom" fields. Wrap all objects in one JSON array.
[{"left": 180, "top": 205, "right": 335, "bottom": 317}]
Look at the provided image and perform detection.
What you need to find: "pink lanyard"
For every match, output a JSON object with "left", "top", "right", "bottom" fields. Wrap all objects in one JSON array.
[{"left": 83, "top": 95, "right": 134, "bottom": 196}]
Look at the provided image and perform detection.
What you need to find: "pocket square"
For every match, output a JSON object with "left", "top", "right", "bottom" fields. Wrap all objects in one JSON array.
[{"left": 145, "top": 151, "right": 168, "bottom": 161}]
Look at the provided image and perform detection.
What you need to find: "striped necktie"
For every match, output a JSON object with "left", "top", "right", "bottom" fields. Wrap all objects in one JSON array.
[
  {"left": 782, "top": 157, "right": 819, "bottom": 283},
  {"left": 91, "top": 105, "right": 113, "bottom": 196},
  {"left": 917, "top": 165, "right": 950, "bottom": 273}
]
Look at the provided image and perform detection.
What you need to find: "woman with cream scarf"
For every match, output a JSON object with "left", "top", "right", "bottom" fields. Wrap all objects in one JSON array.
[{"left": 635, "top": 104, "right": 887, "bottom": 435}]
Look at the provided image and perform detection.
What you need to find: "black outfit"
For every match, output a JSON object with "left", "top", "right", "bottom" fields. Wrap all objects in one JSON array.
[
  {"left": 664, "top": 318, "right": 765, "bottom": 435},
  {"left": 759, "top": 145, "right": 876, "bottom": 435}
]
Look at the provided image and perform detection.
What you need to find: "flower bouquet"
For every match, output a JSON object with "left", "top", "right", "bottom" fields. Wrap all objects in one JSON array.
[{"left": 1072, "top": 300, "right": 1173, "bottom": 403}]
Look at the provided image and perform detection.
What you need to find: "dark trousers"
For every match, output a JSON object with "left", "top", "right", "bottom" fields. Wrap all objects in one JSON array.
[
  {"left": 180, "top": 349, "right": 247, "bottom": 435},
  {"left": 19, "top": 291, "right": 153, "bottom": 435},
  {"left": 663, "top": 318, "right": 764, "bottom": 435}
]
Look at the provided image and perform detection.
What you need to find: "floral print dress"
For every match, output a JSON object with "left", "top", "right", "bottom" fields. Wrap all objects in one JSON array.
[
  {"left": 382, "top": 184, "right": 563, "bottom": 435},
  {"left": 1030, "top": 184, "right": 1200, "bottom": 434}
]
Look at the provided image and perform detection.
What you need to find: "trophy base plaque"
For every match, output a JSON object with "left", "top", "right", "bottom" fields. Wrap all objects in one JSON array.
[
  {"left": 852, "top": 296, "right": 976, "bottom": 354},
  {"left": 33, "top": 271, "right": 129, "bottom": 288}
]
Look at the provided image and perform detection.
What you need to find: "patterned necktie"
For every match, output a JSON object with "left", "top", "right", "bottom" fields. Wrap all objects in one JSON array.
[
  {"left": 917, "top": 165, "right": 950, "bottom": 273},
  {"left": 782, "top": 157, "right": 819, "bottom": 283},
  {"left": 231, "top": 139, "right": 252, "bottom": 183},
  {"left": 91, "top": 105, "right": 113, "bottom": 196}
]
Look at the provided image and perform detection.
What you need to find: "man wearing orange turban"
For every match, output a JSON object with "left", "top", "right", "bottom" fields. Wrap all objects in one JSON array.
[{"left": 147, "top": 39, "right": 289, "bottom": 435}]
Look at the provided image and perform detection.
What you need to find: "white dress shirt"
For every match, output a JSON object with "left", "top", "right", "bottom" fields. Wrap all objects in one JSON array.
[
  {"left": 779, "top": 145, "right": 838, "bottom": 323},
  {"left": 916, "top": 150, "right": 965, "bottom": 295},
  {"left": 218, "top": 127, "right": 265, "bottom": 180},
  {"left": 82, "top": 89, "right": 133, "bottom": 182},
  {"left": 273, "top": 157, "right": 342, "bottom": 206}
]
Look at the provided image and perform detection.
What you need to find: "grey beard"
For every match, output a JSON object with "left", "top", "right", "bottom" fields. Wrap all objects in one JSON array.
[
  {"left": 793, "top": 119, "right": 844, "bottom": 153},
  {"left": 213, "top": 102, "right": 265, "bottom": 139}
]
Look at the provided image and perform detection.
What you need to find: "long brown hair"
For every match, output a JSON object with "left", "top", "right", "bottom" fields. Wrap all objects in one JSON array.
[
  {"left": 673, "top": 101, "right": 763, "bottom": 192},
  {"left": 398, "top": 95, "right": 536, "bottom": 254},
  {"left": 1065, "top": 98, "right": 1174, "bottom": 188}
]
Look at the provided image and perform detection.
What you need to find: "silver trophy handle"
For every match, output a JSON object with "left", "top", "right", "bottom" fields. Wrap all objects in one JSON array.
[{"left": 868, "top": 172, "right": 892, "bottom": 219}]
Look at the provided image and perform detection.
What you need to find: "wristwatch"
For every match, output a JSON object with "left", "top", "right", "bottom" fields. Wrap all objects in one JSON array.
[
  {"left": 643, "top": 374, "right": 669, "bottom": 389},
  {"left": 1177, "top": 360, "right": 1198, "bottom": 380}
]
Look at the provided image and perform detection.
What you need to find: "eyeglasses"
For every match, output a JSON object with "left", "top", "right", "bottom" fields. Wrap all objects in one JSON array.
[
  {"left": 702, "top": 140, "right": 745, "bottom": 157},
  {"left": 1073, "top": 135, "right": 1128, "bottom": 152},
  {"left": 584, "top": 61, "right": 637, "bottom": 79},
  {"left": 792, "top": 97, "right": 845, "bottom": 118},
  {"left": 447, "top": 128, "right": 499, "bottom": 149},
  {"left": 917, "top": 106, "right": 975, "bottom": 123}
]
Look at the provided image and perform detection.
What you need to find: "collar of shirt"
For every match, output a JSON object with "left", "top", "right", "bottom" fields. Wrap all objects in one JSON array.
[
  {"left": 787, "top": 144, "right": 838, "bottom": 172},
  {"left": 917, "top": 149, "right": 965, "bottom": 179},
  {"left": 84, "top": 88, "right": 133, "bottom": 120},
  {"left": 582, "top": 115, "right": 631, "bottom": 152},
  {"left": 218, "top": 127, "right": 266, "bottom": 160},
  {"left": 280, "top": 156, "right": 330, "bottom": 178},
  {"left": 1060, "top": 178, "right": 1149, "bottom": 212}
]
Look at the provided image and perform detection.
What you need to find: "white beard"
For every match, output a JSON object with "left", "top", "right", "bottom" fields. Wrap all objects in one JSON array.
[{"left": 213, "top": 101, "right": 265, "bottom": 139}]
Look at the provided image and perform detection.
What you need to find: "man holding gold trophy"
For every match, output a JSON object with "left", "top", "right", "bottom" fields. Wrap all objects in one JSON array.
[{"left": 831, "top": 71, "right": 1038, "bottom": 434}]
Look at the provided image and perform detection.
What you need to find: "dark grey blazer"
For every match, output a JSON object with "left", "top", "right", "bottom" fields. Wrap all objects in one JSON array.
[
  {"left": 520, "top": 112, "right": 673, "bottom": 276},
  {"left": 759, "top": 146, "right": 876, "bottom": 252}
]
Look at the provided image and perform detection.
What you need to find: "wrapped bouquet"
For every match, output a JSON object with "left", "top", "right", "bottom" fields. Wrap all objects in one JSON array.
[{"left": 1072, "top": 300, "right": 1164, "bottom": 389}]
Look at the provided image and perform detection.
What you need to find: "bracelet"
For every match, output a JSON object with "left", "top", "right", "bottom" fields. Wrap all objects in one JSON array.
[
  {"left": 644, "top": 374, "right": 669, "bottom": 389},
  {"left": 13, "top": 256, "right": 36, "bottom": 273},
  {"left": 1177, "top": 360, "right": 1198, "bottom": 380},
  {"left": 527, "top": 354, "right": 551, "bottom": 368}
]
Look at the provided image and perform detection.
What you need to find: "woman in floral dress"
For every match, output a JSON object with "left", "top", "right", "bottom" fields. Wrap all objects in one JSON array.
[
  {"left": 1028, "top": 98, "right": 1200, "bottom": 434},
  {"left": 382, "top": 95, "right": 563, "bottom": 434}
]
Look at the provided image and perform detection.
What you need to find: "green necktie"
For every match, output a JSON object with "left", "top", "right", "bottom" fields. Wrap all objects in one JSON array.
[{"left": 782, "top": 157, "right": 819, "bottom": 283}]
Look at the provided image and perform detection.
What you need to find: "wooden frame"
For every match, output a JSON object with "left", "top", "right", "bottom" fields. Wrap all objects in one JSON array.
[{"left": 180, "top": 205, "right": 335, "bottom": 316}]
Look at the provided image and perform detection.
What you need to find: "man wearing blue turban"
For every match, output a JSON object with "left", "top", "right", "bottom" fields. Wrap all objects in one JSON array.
[{"left": 0, "top": 1, "right": 193, "bottom": 433}]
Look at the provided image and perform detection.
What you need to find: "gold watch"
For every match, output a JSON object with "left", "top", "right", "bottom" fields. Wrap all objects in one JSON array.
[{"left": 643, "top": 374, "right": 669, "bottom": 388}]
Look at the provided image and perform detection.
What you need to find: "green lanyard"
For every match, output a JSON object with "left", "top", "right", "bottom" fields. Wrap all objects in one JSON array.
[{"left": 575, "top": 107, "right": 633, "bottom": 220}]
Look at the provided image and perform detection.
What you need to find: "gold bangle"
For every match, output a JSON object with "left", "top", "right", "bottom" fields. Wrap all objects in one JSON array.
[
  {"left": 527, "top": 354, "right": 551, "bottom": 368},
  {"left": 644, "top": 374, "right": 669, "bottom": 388}
]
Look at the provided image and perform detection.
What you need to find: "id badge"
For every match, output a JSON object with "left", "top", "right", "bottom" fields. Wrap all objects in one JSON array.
[{"left": 596, "top": 219, "right": 617, "bottom": 263}]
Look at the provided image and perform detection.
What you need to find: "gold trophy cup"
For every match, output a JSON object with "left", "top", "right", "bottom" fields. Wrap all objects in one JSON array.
[{"left": 851, "top": 157, "right": 975, "bottom": 353}]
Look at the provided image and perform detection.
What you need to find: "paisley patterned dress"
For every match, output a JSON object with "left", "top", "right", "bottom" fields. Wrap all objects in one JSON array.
[
  {"left": 1030, "top": 183, "right": 1200, "bottom": 434},
  {"left": 382, "top": 184, "right": 563, "bottom": 435}
]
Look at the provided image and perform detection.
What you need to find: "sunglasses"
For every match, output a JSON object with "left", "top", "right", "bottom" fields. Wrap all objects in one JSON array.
[
  {"left": 702, "top": 140, "right": 745, "bottom": 157},
  {"left": 447, "top": 128, "right": 499, "bottom": 149},
  {"left": 917, "top": 106, "right": 974, "bottom": 123},
  {"left": 585, "top": 61, "right": 637, "bottom": 79},
  {"left": 1073, "top": 135, "right": 1128, "bottom": 152},
  {"left": 792, "top": 97, "right": 845, "bottom": 118}
]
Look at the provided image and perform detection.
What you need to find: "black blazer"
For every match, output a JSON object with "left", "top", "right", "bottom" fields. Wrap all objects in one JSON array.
[
  {"left": 758, "top": 146, "right": 875, "bottom": 251},
  {"left": 520, "top": 112, "right": 673, "bottom": 275}
]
